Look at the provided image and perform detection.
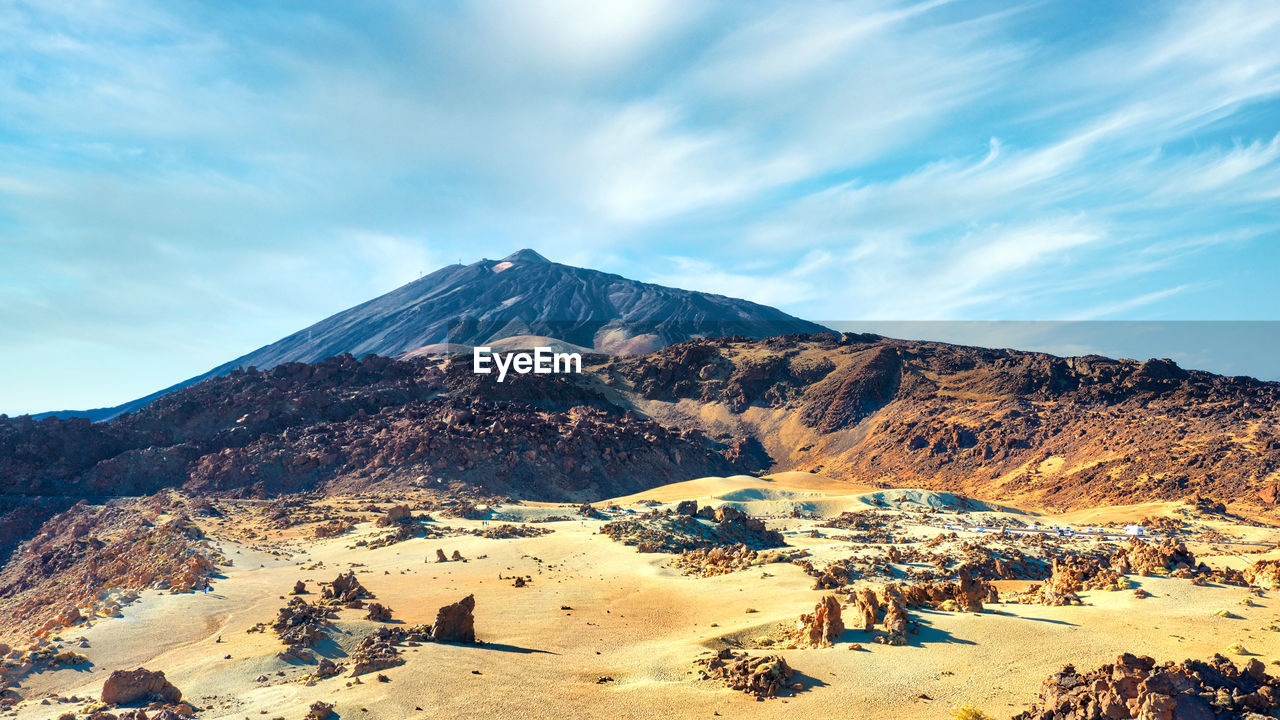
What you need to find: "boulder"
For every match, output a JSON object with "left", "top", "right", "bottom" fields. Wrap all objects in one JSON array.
[
  {"left": 100, "top": 668, "right": 182, "bottom": 706},
  {"left": 431, "top": 594, "right": 476, "bottom": 643},
  {"left": 376, "top": 505, "right": 412, "bottom": 527}
]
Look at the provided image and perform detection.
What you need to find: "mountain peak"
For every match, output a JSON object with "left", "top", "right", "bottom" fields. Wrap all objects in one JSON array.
[{"left": 501, "top": 249, "right": 551, "bottom": 264}]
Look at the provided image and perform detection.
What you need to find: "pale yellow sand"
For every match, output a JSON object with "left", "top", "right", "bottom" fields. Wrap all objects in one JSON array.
[{"left": 12, "top": 481, "right": 1280, "bottom": 720}]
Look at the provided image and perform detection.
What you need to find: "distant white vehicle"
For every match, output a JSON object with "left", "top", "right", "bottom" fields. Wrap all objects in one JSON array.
[{"left": 1124, "top": 525, "right": 1145, "bottom": 536}]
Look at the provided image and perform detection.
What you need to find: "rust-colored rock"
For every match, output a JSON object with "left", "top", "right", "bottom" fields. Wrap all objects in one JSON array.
[
  {"left": 1246, "top": 559, "right": 1280, "bottom": 589},
  {"left": 100, "top": 668, "right": 182, "bottom": 706},
  {"left": 853, "top": 587, "right": 879, "bottom": 631},
  {"left": 430, "top": 594, "right": 476, "bottom": 643},
  {"left": 789, "top": 594, "right": 844, "bottom": 648},
  {"left": 322, "top": 571, "right": 372, "bottom": 604},
  {"left": 881, "top": 596, "right": 907, "bottom": 645},
  {"left": 1011, "top": 653, "right": 1280, "bottom": 720},
  {"left": 695, "top": 649, "right": 796, "bottom": 698},
  {"left": 376, "top": 505, "right": 412, "bottom": 527}
]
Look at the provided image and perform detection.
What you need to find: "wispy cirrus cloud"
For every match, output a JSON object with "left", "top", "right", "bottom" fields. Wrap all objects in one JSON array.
[{"left": 1, "top": 0, "right": 1279, "bottom": 413}]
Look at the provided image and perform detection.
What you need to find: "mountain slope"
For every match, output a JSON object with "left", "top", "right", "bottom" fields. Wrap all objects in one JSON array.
[
  {"left": 40, "top": 249, "right": 828, "bottom": 421},
  {"left": 603, "top": 334, "right": 1280, "bottom": 510}
]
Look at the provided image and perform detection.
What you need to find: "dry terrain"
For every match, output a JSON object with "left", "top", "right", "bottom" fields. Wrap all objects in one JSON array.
[{"left": 5, "top": 473, "right": 1280, "bottom": 720}]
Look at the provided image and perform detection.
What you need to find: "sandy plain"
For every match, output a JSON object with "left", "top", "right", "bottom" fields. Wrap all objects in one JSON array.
[{"left": 7, "top": 473, "right": 1280, "bottom": 720}]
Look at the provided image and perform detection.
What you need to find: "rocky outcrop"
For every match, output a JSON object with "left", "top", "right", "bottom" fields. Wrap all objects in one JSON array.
[
  {"left": 322, "top": 571, "right": 373, "bottom": 606},
  {"left": 1011, "top": 653, "right": 1280, "bottom": 720},
  {"left": 1112, "top": 538, "right": 1197, "bottom": 576},
  {"left": 789, "top": 595, "right": 844, "bottom": 648},
  {"left": 365, "top": 603, "right": 393, "bottom": 622},
  {"left": 695, "top": 649, "right": 798, "bottom": 698},
  {"left": 375, "top": 505, "right": 412, "bottom": 527},
  {"left": 271, "top": 598, "right": 333, "bottom": 653},
  {"left": 853, "top": 588, "right": 880, "bottom": 631},
  {"left": 601, "top": 503, "right": 785, "bottom": 554},
  {"left": 0, "top": 502, "right": 221, "bottom": 643},
  {"left": 100, "top": 668, "right": 182, "bottom": 706},
  {"left": 672, "top": 543, "right": 803, "bottom": 577},
  {"left": 431, "top": 594, "right": 476, "bottom": 644},
  {"left": 1246, "top": 559, "right": 1280, "bottom": 589},
  {"left": 881, "top": 596, "right": 908, "bottom": 646}
]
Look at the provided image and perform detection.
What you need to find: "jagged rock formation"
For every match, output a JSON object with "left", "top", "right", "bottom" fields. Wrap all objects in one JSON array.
[
  {"left": 430, "top": 594, "right": 476, "bottom": 644},
  {"left": 1025, "top": 539, "right": 1245, "bottom": 606},
  {"left": 695, "top": 649, "right": 797, "bottom": 698},
  {"left": 853, "top": 588, "right": 880, "bottom": 631},
  {"left": 788, "top": 595, "right": 844, "bottom": 648},
  {"left": 271, "top": 598, "right": 333, "bottom": 657},
  {"left": 0, "top": 500, "right": 220, "bottom": 644},
  {"left": 671, "top": 543, "right": 803, "bottom": 577},
  {"left": 601, "top": 503, "right": 785, "bottom": 553},
  {"left": 365, "top": 603, "right": 393, "bottom": 622},
  {"left": 1245, "top": 560, "right": 1280, "bottom": 589},
  {"left": 322, "top": 571, "right": 373, "bottom": 606},
  {"left": 1011, "top": 653, "right": 1280, "bottom": 720}
]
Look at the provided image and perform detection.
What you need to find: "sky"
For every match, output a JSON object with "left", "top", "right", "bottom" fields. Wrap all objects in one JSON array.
[{"left": 2, "top": 0, "right": 1280, "bottom": 414}]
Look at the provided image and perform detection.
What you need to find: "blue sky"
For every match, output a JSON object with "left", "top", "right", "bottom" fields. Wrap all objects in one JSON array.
[{"left": 2, "top": 0, "right": 1279, "bottom": 414}]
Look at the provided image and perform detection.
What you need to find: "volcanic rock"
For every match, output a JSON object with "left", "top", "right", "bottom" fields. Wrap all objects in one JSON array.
[
  {"left": 1245, "top": 559, "right": 1280, "bottom": 589},
  {"left": 695, "top": 649, "right": 796, "bottom": 698},
  {"left": 376, "top": 505, "right": 413, "bottom": 527},
  {"left": 853, "top": 587, "right": 880, "bottom": 631},
  {"left": 100, "top": 668, "right": 182, "bottom": 706},
  {"left": 322, "top": 571, "right": 372, "bottom": 605},
  {"left": 1011, "top": 652, "right": 1280, "bottom": 720},
  {"left": 789, "top": 595, "right": 844, "bottom": 648},
  {"left": 365, "top": 603, "right": 393, "bottom": 622},
  {"left": 431, "top": 594, "right": 476, "bottom": 643}
]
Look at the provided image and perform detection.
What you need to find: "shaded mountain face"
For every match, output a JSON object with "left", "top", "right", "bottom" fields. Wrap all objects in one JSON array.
[
  {"left": 8, "top": 332, "right": 1279, "bottom": 524},
  {"left": 41, "top": 249, "right": 827, "bottom": 421}
]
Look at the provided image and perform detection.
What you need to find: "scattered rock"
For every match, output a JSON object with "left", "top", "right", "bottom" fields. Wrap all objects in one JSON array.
[
  {"left": 1011, "top": 653, "right": 1280, "bottom": 720},
  {"left": 365, "top": 603, "right": 393, "bottom": 622},
  {"left": 695, "top": 649, "right": 796, "bottom": 698}
]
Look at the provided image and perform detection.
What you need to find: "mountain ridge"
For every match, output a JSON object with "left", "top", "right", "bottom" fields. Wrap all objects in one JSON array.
[{"left": 34, "top": 250, "right": 827, "bottom": 421}]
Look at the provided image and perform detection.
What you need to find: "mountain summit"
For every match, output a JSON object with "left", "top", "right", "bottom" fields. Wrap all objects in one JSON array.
[{"left": 56, "top": 250, "right": 827, "bottom": 420}]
